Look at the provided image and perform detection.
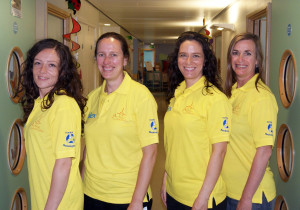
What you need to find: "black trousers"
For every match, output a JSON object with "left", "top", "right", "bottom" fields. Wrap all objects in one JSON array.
[
  {"left": 84, "top": 194, "right": 153, "bottom": 210},
  {"left": 166, "top": 193, "right": 227, "bottom": 210}
]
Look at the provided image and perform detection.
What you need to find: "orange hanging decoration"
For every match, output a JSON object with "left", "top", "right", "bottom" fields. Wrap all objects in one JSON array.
[{"left": 63, "top": 16, "right": 81, "bottom": 51}]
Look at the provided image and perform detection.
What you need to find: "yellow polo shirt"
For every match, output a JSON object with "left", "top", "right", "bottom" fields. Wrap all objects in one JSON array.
[
  {"left": 24, "top": 94, "right": 83, "bottom": 210},
  {"left": 84, "top": 72, "right": 159, "bottom": 204},
  {"left": 222, "top": 74, "right": 278, "bottom": 203},
  {"left": 164, "top": 76, "right": 231, "bottom": 208}
]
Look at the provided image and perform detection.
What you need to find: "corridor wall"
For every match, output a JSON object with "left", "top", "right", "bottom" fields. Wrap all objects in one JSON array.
[
  {"left": 0, "top": 0, "right": 35, "bottom": 209},
  {"left": 269, "top": 0, "right": 300, "bottom": 209}
]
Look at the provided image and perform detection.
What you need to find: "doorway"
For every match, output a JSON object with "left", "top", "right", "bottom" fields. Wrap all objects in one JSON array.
[
  {"left": 76, "top": 21, "right": 99, "bottom": 96},
  {"left": 247, "top": 3, "right": 271, "bottom": 85}
]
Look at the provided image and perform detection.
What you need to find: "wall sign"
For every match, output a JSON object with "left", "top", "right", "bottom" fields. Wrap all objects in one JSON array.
[
  {"left": 11, "top": 0, "right": 22, "bottom": 18},
  {"left": 287, "top": 24, "right": 292, "bottom": 36}
]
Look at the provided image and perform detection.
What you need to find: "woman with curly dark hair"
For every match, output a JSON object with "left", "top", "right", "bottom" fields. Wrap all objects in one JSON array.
[
  {"left": 161, "top": 31, "right": 231, "bottom": 210},
  {"left": 20, "top": 38, "right": 86, "bottom": 210},
  {"left": 166, "top": 31, "right": 223, "bottom": 102}
]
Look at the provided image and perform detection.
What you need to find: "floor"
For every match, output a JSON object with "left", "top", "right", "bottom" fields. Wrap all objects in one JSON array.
[{"left": 150, "top": 91, "right": 168, "bottom": 210}]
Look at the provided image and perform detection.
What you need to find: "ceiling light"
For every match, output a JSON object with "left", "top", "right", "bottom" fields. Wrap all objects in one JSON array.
[
  {"left": 210, "top": 24, "right": 235, "bottom": 31},
  {"left": 104, "top": 24, "right": 111, "bottom": 26},
  {"left": 217, "top": 27, "right": 224, "bottom": 31}
]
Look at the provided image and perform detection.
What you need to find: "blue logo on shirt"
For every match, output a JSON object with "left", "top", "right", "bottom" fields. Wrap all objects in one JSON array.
[
  {"left": 167, "top": 106, "right": 171, "bottom": 112},
  {"left": 88, "top": 112, "right": 96, "bottom": 118},
  {"left": 221, "top": 117, "right": 229, "bottom": 132},
  {"left": 149, "top": 119, "right": 158, "bottom": 134},
  {"left": 265, "top": 121, "right": 273, "bottom": 136},
  {"left": 63, "top": 132, "right": 75, "bottom": 147}
]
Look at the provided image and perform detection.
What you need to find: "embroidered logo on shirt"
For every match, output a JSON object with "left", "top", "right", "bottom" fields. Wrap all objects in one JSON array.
[
  {"left": 232, "top": 103, "right": 240, "bottom": 114},
  {"left": 221, "top": 117, "right": 229, "bottom": 132},
  {"left": 183, "top": 103, "right": 194, "bottom": 114},
  {"left": 63, "top": 132, "right": 75, "bottom": 147},
  {"left": 30, "top": 116, "right": 44, "bottom": 132},
  {"left": 167, "top": 106, "right": 172, "bottom": 112},
  {"left": 88, "top": 112, "right": 96, "bottom": 118},
  {"left": 112, "top": 108, "right": 127, "bottom": 121},
  {"left": 149, "top": 119, "right": 158, "bottom": 134},
  {"left": 265, "top": 121, "right": 273, "bottom": 136}
]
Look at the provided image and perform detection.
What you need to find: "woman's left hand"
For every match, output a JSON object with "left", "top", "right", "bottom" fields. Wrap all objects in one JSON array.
[
  {"left": 192, "top": 196, "right": 208, "bottom": 210},
  {"left": 236, "top": 198, "right": 252, "bottom": 210},
  {"left": 127, "top": 200, "right": 143, "bottom": 210}
]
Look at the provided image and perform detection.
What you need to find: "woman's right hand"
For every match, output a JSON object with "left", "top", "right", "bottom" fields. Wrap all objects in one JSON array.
[{"left": 161, "top": 171, "right": 167, "bottom": 207}]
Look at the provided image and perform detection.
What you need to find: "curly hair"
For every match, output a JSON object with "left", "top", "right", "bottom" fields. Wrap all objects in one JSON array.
[
  {"left": 167, "top": 31, "right": 222, "bottom": 102},
  {"left": 225, "top": 33, "right": 264, "bottom": 98},
  {"left": 19, "top": 38, "right": 87, "bottom": 132}
]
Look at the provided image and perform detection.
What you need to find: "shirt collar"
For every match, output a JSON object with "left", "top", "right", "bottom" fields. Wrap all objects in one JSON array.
[
  {"left": 175, "top": 76, "right": 206, "bottom": 98},
  {"left": 101, "top": 71, "right": 131, "bottom": 96},
  {"left": 232, "top": 73, "right": 259, "bottom": 92}
]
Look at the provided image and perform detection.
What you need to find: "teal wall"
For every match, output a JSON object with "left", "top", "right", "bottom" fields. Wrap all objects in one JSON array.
[
  {"left": 0, "top": 0, "right": 35, "bottom": 209},
  {"left": 269, "top": 0, "right": 300, "bottom": 209}
]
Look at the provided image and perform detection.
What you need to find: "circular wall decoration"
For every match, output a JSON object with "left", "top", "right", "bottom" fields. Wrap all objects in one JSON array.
[
  {"left": 276, "top": 124, "right": 294, "bottom": 182},
  {"left": 7, "top": 119, "right": 25, "bottom": 175},
  {"left": 279, "top": 49, "right": 297, "bottom": 108},
  {"left": 10, "top": 188, "right": 28, "bottom": 210},
  {"left": 6, "top": 46, "right": 24, "bottom": 104},
  {"left": 274, "top": 195, "right": 288, "bottom": 210}
]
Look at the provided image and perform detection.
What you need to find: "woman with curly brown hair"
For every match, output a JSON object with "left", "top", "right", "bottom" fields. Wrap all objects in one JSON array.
[
  {"left": 161, "top": 31, "right": 231, "bottom": 210},
  {"left": 20, "top": 38, "right": 86, "bottom": 210}
]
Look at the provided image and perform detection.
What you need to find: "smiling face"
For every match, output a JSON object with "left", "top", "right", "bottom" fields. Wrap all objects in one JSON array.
[
  {"left": 231, "top": 39, "right": 258, "bottom": 86},
  {"left": 96, "top": 37, "right": 127, "bottom": 84},
  {"left": 177, "top": 40, "right": 205, "bottom": 88},
  {"left": 33, "top": 48, "right": 60, "bottom": 98}
]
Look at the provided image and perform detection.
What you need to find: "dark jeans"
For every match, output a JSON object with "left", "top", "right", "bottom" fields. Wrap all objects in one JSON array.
[
  {"left": 226, "top": 193, "right": 275, "bottom": 210},
  {"left": 84, "top": 194, "right": 152, "bottom": 210},
  {"left": 166, "top": 193, "right": 227, "bottom": 210}
]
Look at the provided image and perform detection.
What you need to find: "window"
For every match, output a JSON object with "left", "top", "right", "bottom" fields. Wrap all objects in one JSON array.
[
  {"left": 279, "top": 50, "right": 297, "bottom": 108},
  {"left": 276, "top": 124, "right": 294, "bottom": 182},
  {"left": 8, "top": 119, "right": 25, "bottom": 175},
  {"left": 10, "top": 188, "right": 27, "bottom": 210},
  {"left": 6, "top": 47, "right": 24, "bottom": 103}
]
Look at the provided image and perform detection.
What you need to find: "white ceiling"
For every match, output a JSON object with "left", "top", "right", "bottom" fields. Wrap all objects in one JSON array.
[{"left": 86, "top": 0, "right": 236, "bottom": 44}]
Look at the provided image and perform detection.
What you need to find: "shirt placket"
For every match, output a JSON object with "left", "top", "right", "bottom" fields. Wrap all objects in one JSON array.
[{"left": 98, "top": 93, "right": 114, "bottom": 117}]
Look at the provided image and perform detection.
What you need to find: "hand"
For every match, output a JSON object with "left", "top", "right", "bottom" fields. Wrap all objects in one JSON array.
[
  {"left": 161, "top": 172, "right": 167, "bottom": 207},
  {"left": 127, "top": 200, "right": 143, "bottom": 210},
  {"left": 160, "top": 182, "right": 167, "bottom": 207},
  {"left": 236, "top": 198, "right": 252, "bottom": 210},
  {"left": 192, "top": 196, "right": 208, "bottom": 210}
]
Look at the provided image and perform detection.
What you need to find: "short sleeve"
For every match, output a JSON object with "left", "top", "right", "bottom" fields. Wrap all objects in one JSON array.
[
  {"left": 207, "top": 96, "right": 232, "bottom": 144},
  {"left": 135, "top": 92, "right": 159, "bottom": 148},
  {"left": 51, "top": 100, "right": 81, "bottom": 159},
  {"left": 250, "top": 96, "right": 278, "bottom": 148}
]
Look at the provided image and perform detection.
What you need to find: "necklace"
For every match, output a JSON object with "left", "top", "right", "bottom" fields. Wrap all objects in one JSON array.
[{"left": 104, "top": 86, "right": 113, "bottom": 94}]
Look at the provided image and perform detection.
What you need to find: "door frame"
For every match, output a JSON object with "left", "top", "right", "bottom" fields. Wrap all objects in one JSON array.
[{"left": 246, "top": 3, "right": 271, "bottom": 85}]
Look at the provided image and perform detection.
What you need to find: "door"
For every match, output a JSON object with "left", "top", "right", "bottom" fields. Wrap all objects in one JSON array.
[{"left": 76, "top": 22, "right": 99, "bottom": 96}]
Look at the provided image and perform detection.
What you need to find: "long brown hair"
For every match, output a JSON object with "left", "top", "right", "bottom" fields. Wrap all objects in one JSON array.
[
  {"left": 225, "top": 33, "right": 264, "bottom": 97},
  {"left": 19, "top": 39, "right": 87, "bottom": 132}
]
